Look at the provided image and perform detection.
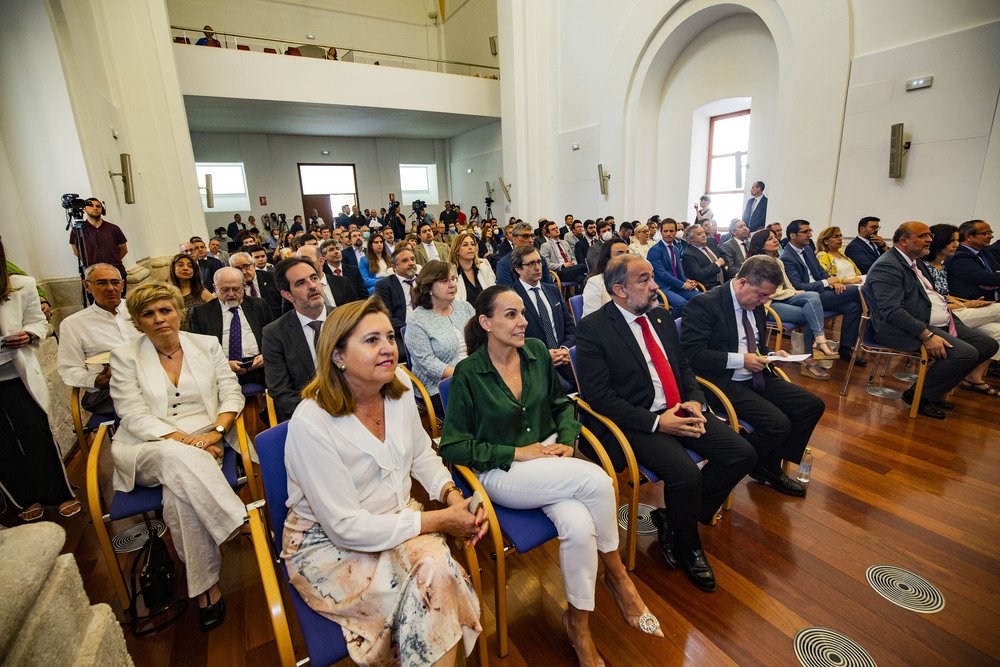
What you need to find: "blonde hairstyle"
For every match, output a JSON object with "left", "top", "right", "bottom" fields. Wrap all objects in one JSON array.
[
  {"left": 816, "top": 227, "right": 843, "bottom": 254},
  {"left": 302, "top": 296, "right": 407, "bottom": 416},
  {"left": 125, "top": 282, "right": 185, "bottom": 332},
  {"left": 448, "top": 232, "right": 481, "bottom": 268}
]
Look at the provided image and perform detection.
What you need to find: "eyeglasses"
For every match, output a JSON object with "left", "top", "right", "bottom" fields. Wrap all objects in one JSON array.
[
  {"left": 232, "top": 263, "right": 253, "bottom": 270},
  {"left": 516, "top": 233, "right": 534, "bottom": 239},
  {"left": 521, "top": 260, "right": 543, "bottom": 268},
  {"left": 91, "top": 279, "right": 123, "bottom": 288},
  {"left": 216, "top": 286, "right": 244, "bottom": 294},
  {"left": 436, "top": 277, "right": 459, "bottom": 284}
]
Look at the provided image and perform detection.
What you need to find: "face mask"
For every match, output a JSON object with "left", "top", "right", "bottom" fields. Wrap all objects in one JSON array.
[
  {"left": 601, "top": 231, "right": 613, "bottom": 242},
  {"left": 363, "top": 232, "right": 371, "bottom": 239}
]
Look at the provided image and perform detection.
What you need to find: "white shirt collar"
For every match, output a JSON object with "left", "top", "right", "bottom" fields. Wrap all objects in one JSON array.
[
  {"left": 295, "top": 308, "right": 325, "bottom": 328},
  {"left": 519, "top": 278, "right": 542, "bottom": 293}
]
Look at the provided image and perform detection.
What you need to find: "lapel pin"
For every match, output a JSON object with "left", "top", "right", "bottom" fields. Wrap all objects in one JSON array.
[{"left": 656, "top": 318, "right": 662, "bottom": 324}]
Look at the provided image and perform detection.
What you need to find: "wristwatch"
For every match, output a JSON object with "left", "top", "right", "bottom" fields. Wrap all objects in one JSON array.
[
  {"left": 920, "top": 331, "right": 934, "bottom": 342},
  {"left": 213, "top": 425, "right": 226, "bottom": 436}
]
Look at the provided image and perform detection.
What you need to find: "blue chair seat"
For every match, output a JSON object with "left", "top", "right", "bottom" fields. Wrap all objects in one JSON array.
[
  {"left": 85, "top": 412, "right": 119, "bottom": 431},
  {"left": 281, "top": 562, "right": 350, "bottom": 666},
  {"left": 241, "top": 382, "right": 266, "bottom": 395},
  {"left": 452, "top": 471, "right": 557, "bottom": 554}
]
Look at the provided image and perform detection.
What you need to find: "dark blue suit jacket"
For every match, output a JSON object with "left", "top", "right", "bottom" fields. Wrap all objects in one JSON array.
[
  {"left": 512, "top": 280, "right": 575, "bottom": 349},
  {"left": 944, "top": 244, "right": 1000, "bottom": 301},
  {"left": 844, "top": 236, "right": 883, "bottom": 275},
  {"left": 647, "top": 240, "right": 688, "bottom": 293},
  {"left": 742, "top": 195, "right": 767, "bottom": 232},
  {"left": 780, "top": 245, "right": 831, "bottom": 292}
]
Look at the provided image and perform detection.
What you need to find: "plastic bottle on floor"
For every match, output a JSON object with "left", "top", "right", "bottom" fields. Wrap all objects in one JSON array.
[{"left": 797, "top": 447, "right": 813, "bottom": 484}]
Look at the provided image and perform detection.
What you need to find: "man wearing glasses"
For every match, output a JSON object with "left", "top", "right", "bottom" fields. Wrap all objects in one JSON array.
[
  {"left": 845, "top": 216, "right": 886, "bottom": 274},
  {"left": 496, "top": 221, "right": 555, "bottom": 286},
  {"left": 231, "top": 251, "right": 282, "bottom": 319},
  {"left": 946, "top": 220, "right": 1000, "bottom": 302},
  {"left": 57, "top": 264, "right": 139, "bottom": 415}
]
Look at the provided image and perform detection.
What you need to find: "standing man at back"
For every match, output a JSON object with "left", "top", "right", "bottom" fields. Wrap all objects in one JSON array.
[
  {"left": 742, "top": 181, "right": 768, "bottom": 232},
  {"left": 69, "top": 198, "right": 128, "bottom": 295}
]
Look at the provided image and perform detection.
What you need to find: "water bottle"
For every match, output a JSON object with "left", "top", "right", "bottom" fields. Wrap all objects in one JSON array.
[{"left": 797, "top": 447, "right": 813, "bottom": 484}]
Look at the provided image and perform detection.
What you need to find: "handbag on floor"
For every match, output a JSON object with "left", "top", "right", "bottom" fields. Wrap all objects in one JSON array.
[{"left": 127, "top": 517, "right": 187, "bottom": 636}]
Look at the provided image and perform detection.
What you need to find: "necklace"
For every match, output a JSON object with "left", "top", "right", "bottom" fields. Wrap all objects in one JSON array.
[
  {"left": 157, "top": 345, "right": 182, "bottom": 359},
  {"left": 359, "top": 397, "right": 385, "bottom": 426}
]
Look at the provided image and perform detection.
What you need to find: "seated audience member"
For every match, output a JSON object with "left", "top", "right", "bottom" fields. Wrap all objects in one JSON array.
[
  {"left": 247, "top": 243, "right": 272, "bottom": 272},
  {"left": 747, "top": 230, "right": 840, "bottom": 380},
  {"left": 867, "top": 222, "right": 998, "bottom": 418},
  {"left": 574, "top": 220, "right": 599, "bottom": 265},
  {"left": 440, "top": 286, "right": 662, "bottom": 663},
  {"left": 693, "top": 195, "right": 714, "bottom": 227},
  {"left": 540, "top": 220, "right": 588, "bottom": 287},
  {"left": 575, "top": 255, "right": 756, "bottom": 592},
  {"left": 924, "top": 224, "right": 1000, "bottom": 392},
  {"left": 283, "top": 298, "right": 485, "bottom": 666},
  {"left": 192, "top": 237, "right": 225, "bottom": 287},
  {"left": 297, "top": 245, "right": 349, "bottom": 310},
  {"left": 374, "top": 246, "right": 419, "bottom": 353},
  {"left": 359, "top": 232, "right": 392, "bottom": 294},
  {"left": 780, "top": 219, "right": 862, "bottom": 362},
  {"left": 110, "top": 282, "right": 245, "bottom": 630},
  {"left": 412, "top": 221, "right": 451, "bottom": 266},
  {"left": 629, "top": 224, "right": 654, "bottom": 258},
  {"left": 616, "top": 221, "right": 634, "bottom": 247},
  {"left": 844, "top": 216, "right": 886, "bottom": 275},
  {"left": 681, "top": 255, "right": 826, "bottom": 494},
  {"left": 168, "top": 253, "right": 213, "bottom": 328},
  {"left": 816, "top": 227, "right": 865, "bottom": 283},
  {"left": 266, "top": 228, "right": 281, "bottom": 251},
  {"left": 582, "top": 237, "right": 630, "bottom": 318},
  {"left": 497, "top": 222, "right": 554, "bottom": 286},
  {"left": 292, "top": 232, "right": 318, "bottom": 251},
  {"left": 403, "top": 261, "right": 474, "bottom": 413},
  {"left": 681, "top": 224, "right": 728, "bottom": 290},
  {"left": 509, "top": 245, "right": 576, "bottom": 389},
  {"left": 647, "top": 218, "right": 699, "bottom": 314},
  {"left": 341, "top": 229, "right": 366, "bottom": 268},
  {"left": 587, "top": 220, "right": 614, "bottom": 270},
  {"left": 325, "top": 46, "right": 338, "bottom": 60},
  {"left": 321, "top": 240, "right": 367, "bottom": 303},
  {"left": 450, "top": 232, "right": 496, "bottom": 304},
  {"left": 188, "top": 267, "right": 272, "bottom": 387},
  {"left": 230, "top": 251, "right": 281, "bottom": 319},
  {"left": 288, "top": 215, "right": 305, "bottom": 235},
  {"left": 195, "top": 25, "right": 221, "bottom": 47},
  {"left": 944, "top": 219, "right": 1000, "bottom": 301},
  {"left": 57, "top": 264, "right": 140, "bottom": 415},
  {"left": 208, "top": 237, "right": 229, "bottom": 265},
  {"left": 720, "top": 219, "right": 751, "bottom": 276},
  {"left": 701, "top": 218, "right": 721, "bottom": 246},
  {"left": 262, "top": 258, "right": 330, "bottom": 423},
  {"left": 1, "top": 245, "right": 81, "bottom": 522},
  {"left": 563, "top": 216, "right": 583, "bottom": 247}
]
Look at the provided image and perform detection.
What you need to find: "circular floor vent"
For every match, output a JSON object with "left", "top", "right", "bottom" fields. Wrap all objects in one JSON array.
[
  {"left": 866, "top": 564, "right": 945, "bottom": 613},
  {"left": 617, "top": 502, "right": 658, "bottom": 535},
  {"left": 112, "top": 520, "right": 167, "bottom": 553},
  {"left": 794, "top": 627, "right": 876, "bottom": 667}
]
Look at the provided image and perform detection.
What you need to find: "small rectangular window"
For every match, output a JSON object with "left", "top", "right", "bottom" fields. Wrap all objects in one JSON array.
[
  {"left": 399, "top": 164, "right": 439, "bottom": 206},
  {"left": 195, "top": 162, "right": 251, "bottom": 212}
]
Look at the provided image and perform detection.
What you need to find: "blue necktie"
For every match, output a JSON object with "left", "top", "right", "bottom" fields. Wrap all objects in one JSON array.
[
  {"left": 228, "top": 307, "right": 242, "bottom": 361},
  {"left": 532, "top": 287, "right": 558, "bottom": 348}
]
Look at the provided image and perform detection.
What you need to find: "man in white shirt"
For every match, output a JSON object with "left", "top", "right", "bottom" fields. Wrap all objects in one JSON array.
[{"left": 57, "top": 264, "right": 140, "bottom": 414}]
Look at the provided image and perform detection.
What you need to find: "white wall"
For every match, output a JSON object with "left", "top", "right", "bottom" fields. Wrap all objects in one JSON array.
[
  {"left": 190, "top": 132, "right": 450, "bottom": 234},
  {"left": 831, "top": 21, "right": 1000, "bottom": 238},
  {"left": 448, "top": 121, "right": 504, "bottom": 220},
  {"left": 851, "top": 0, "right": 1000, "bottom": 58},
  {"left": 441, "top": 0, "right": 498, "bottom": 70}
]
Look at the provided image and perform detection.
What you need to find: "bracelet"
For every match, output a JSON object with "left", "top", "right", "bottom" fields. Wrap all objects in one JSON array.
[
  {"left": 442, "top": 485, "right": 462, "bottom": 504},
  {"left": 920, "top": 331, "right": 934, "bottom": 342}
]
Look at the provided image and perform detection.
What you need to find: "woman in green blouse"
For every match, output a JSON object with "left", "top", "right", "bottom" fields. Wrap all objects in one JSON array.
[{"left": 439, "top": 285, "right": 661, "bottom": 667}]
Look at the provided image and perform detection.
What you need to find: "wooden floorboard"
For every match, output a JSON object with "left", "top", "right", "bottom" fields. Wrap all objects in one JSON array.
[{"left": 10, "top": 354, "right": 999, "bottom": 666}]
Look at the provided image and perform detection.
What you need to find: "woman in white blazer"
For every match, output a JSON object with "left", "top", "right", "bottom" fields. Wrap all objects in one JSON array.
[
  {"left": 110, "top": 282, "right": 245, "bottom": 631},
  {"left": 0, "top": 243, "right": 77, "bottom": 522},
  {"left": 450, "top": 232, "right": 496, "bottom": 305}
]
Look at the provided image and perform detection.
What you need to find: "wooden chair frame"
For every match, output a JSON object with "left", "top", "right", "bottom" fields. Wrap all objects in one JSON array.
[{"left": 70, "top": 386, "right": 90, "bottom": 462}]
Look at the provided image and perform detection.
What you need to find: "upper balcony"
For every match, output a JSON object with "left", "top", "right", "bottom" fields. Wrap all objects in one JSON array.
[{"left": 171, "top": 26, "right": 501, "bottom": 138}]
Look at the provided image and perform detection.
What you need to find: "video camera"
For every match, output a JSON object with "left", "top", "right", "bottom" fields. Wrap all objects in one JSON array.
[
  {"left": 411, "top": 199, "right": 426, "bottom": 214},
  {"left": 61, "top": 194, "right": 88, "bottom": 224}
]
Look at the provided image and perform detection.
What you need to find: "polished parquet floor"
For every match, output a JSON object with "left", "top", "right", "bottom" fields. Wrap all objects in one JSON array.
[{"left": 15, "top": 355, "right": 1000, "bottom": 666}]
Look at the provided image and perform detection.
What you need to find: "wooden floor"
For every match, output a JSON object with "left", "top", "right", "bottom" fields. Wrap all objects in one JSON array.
[{"left": 13, "top": 357, "right": 1000, "bottom": 666}]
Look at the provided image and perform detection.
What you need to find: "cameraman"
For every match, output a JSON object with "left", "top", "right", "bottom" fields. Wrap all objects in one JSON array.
[
  {"left": 69, "top": 197, "right": 128, "bottom": 294},
  {"left": 386, "top": 203, "right": 406, "bottom": 241}
]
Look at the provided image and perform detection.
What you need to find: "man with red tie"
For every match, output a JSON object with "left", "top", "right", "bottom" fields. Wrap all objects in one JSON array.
[
  {"left": 575, "top": 254, "right": 756, "bottom": 593},
  {"left": 646, "top": 218, "right": 699, "bottom": 314},
  {"left": 540, "top": 220, "right": 587, "bottom": 287}
]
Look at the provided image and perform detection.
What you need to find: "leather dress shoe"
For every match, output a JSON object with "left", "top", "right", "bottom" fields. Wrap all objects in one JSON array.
[
  {"left": 649, "top": 509, "right": 679, "bottom": 569},
  {"left": 750, "top": 467, "right": 807, "bottom": 497},
  {"left": 198, "top": 596, "right": 226, "bottom": 631},
  {"left": 840, "top": 349, "right": 866, "bottom": 366},
  {"left": 680, "top": 548, "right": 717, "bottom": 592},
  {"left": 901, "top": 388, "right": 947, "bottom": 419}
]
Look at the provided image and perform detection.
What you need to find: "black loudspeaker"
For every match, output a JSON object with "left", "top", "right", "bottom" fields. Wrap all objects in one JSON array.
[{"left": 889, "top": 123, "right": 904, "bottom": 178}]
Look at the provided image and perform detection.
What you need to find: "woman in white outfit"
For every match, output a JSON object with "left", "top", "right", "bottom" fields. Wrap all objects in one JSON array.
[
  {"left": 110, "top": 282, "right": 245, "bottom": 631},
  {"left": 581, "top": 237, "right": 630, "bottom": 318}
]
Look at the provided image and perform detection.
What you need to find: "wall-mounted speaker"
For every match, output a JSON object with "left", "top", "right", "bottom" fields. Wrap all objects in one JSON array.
[
  {"left": 497, "top": 177, "right": 511, "bottom": 202},
  {"left": 109, "top": 153, "right": 135, "bottom": 204},
  {"left": 889, "top": 123, "right": 904, "bottom": 179},
  {"left": 597, "top": 164, "right": 611, "bottom": 196},
  {"left": 204, "top": 173, "right": 214, "bottom": 208},
  {"left": 489, "top": 36, "right": 497, "bottom": 56}
]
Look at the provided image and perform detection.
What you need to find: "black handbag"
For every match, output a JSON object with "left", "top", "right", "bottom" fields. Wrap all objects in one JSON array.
[{"left": 127, "top": 517, "right": 186, "bottom": 636}]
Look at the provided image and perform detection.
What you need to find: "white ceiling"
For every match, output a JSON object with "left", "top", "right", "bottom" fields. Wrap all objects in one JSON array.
[{"left": 183, "top": 96, "right": 498, "bottom": 138}]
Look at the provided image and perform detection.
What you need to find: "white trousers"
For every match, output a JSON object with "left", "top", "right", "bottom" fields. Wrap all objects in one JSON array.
[
  {"left": 955, "top": 303, "right": 1000, "bottom": 361},
  {"left": 134, "top": 441, "right": 246, "bottom": 598},
  {"left": 477, "top": 456, "right": 618, "bottom": 611}
]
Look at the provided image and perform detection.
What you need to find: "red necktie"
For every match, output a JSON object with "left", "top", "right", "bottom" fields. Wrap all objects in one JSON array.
[
  {"left": 636, "top": 316, "right": 682, "bottom": 408},
  {"left": 334, "top": 268, "right": 341, "bottom": 276},
  {"left": 555, "top": 241, "right": 569, "bottom": 264}
]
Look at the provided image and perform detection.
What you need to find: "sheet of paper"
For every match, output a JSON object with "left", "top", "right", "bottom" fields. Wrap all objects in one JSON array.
[{"left": 766, "top": 354, "right": 811, "bottom": 363}]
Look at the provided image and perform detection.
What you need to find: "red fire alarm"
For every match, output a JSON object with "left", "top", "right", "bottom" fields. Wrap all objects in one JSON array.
[{"left": 259, "top": 196, "right": 267, "bottom": 206}]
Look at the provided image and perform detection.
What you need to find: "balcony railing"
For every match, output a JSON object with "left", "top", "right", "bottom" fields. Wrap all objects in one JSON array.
[{"left": 170, "top": 26, "right": 500, "bottom": 79}]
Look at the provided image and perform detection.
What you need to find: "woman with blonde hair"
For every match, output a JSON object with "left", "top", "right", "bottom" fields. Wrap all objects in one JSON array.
[
  {"left": 629, "top": 224, "right": 653, "bottom": 258},
  {"left": 449, "top": 232, "right": 496, "bottom": 304},
  {"left": 110, "top": 282, "right": 245, "bottom": 630},
  {"left": 359, "top": 232, "right": 392, "bottom": 294},
  {"left": 282, "top": 297, "right": 487, "bottom": 666},
  {"left": 816, "top": 227, "right": 864, "bottom": 283}
]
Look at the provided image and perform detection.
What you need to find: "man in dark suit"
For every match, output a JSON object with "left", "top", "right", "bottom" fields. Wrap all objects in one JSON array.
[
  {"left": 188, "top": 267, "right": 273, "bottom": 387},
  {"left": 681, "top": 225, "right": 728, "bottom": 289},
  {"left": 780, "top": 219, "right": 862, "bottom": 363},
  {"left": 508, "top": 245, "right": 576, "bottom": 389},
  {"left": 227, "top": 213, "right": 247, "bottom": 245},
  {"left": 576, "top": 254, "right": 756, "bottom": 592},
  {"left": 374, "top": 246, "right": 419, "bottom": 362},
  {"left": 647, "top": 219, "right": 699, "bottom": 314},
  {"left": 944, "top": 219, "right": 1000, "bottom": 301},
  {"left": 335, "top": 204, "right": 351, "bottom": 229},
  {"left": 496, "top": 223, "right": 554, "bottom": 286},
  {"left": 574, "top": 220, "right": 599, "bottom": 265},
  {"left": 539, "top": 220, "right": 587, "bottom": 287},
  {"left": 844, "top": 216, "right": 886, "bottom": 275},
  {"left": 741, "top": 181, "right": 768, "bottom": 232},
  {"left": 682, "top": 255, "right": 825, "bottom": 497},
  {"left": 230, "top": 251, "right": 282, "bottom": 319},
  {"left": 340, "top": 229, "right": 366, "bottom": 269},
  {"left": 720, "top": 218, "right": 751, "bottom": 277},
  {"left": 868, "top": 222, "right": 997, "bottom": 418},
  {"left": 586, "top": 220, "right": 612, "bottom": 270},
  {"left": 321, "top": 240, "right": 367, "bottom": 303},
  {"left": 261, "top": 258, "right": 331, "bottom": 423}
]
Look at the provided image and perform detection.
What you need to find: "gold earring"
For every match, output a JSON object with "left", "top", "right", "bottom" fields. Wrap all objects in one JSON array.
[{"left": 339, "top": 364, "right": 346, "bottom": 371}]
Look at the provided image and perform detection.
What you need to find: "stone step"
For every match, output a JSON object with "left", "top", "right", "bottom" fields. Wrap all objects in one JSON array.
[
  {"left": 73, "top": 604, "right": 134, "bottom": 667},
  {"left": 0, "top": 522, "right": 65, "bottom": 659}
]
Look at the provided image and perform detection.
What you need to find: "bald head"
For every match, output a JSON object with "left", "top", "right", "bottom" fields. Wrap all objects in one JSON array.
[
  {"left": 893, "top": 221, "right": 932, "bottom": 260},
  {"left": 296, "top": 244, "right": 324, "bottom": 269}
]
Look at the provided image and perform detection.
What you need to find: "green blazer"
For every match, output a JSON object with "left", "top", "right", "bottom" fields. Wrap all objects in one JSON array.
[{"left": 439, "top": 338, "right": 581, "bottom": 472}]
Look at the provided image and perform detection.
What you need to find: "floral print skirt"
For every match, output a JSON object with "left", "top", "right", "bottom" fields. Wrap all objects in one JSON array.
[{"left": 281, "top": 508, "right": 482, "bottom": 666}]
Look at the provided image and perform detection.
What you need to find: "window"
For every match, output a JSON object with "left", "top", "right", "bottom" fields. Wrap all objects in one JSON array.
[
  {"left": 195, "top": 162, "right": 250, "bottom": 212},
  {"left": 399, "top": 164, "right": 439, "bottom": 206},
  {"left": 298, "top": 164, "right": 358, "bottom": 211},
  {"left": 705, "top": 110, "right": 750, "bottom": 225}
]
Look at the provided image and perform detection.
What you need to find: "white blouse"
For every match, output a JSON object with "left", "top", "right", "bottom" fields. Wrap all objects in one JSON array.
[
  {"left": 284, "top": 367, "right": 453, "bottom": 552},
  {"left": 582, "top": 274, "right": 611, "bottom": 317}
]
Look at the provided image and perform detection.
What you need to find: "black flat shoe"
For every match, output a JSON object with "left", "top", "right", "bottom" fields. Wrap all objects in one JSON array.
[
  {"left": 198, "top": 595, "right": 226, "bottom": 631},
  {"left": 750, "top": 468, "right": 807, "bottom": 497},
  {"left": 901, "top": 388, "right": 947, "bottom": 419},
  {"left": 680, "top": 549, "right": 716, "bottom": 592},
  {"left": 649, "top": 509, "right": 679, "bottom": 570},
  {"left": 840, "top": 349, "right": 866, "bottom": 366}
]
